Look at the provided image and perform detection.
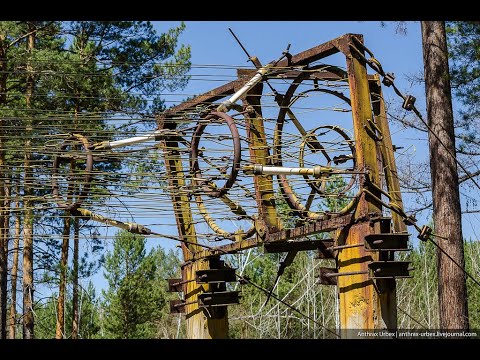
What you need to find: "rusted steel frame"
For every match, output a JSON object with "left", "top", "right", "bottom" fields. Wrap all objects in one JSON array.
[
  {"left": 52, "top": 133, "right": 93, "bottom": 212},
  {"left": 160, "top": 81, "right": 239, "bottom": 119},
  {"left": 159, "top": 120, "right": 199, "bottom": 258},
  {"left": 369, "top": 75, "right": 407, "bottom": 233},
  {"left": 273, "top": 66, "right": 357, "bottom": 220},
  {"left": 274, "top": 33, "right": 357, "bottom": 69},
  {"left": 238, "top": 68, "right": 347, "bottom": 81},
  {"left": 267, "top": 213, "right": 354, "bottom": 242},
  {"left": 242, "top": 76, "right": 281, "bottom": 236},
  {"left": 191, "top": 213, "right": 355, "bottom": 259},
  {"left": 337, "top": 35, "right": 397, "bottom": 335},
  {"left": 338, "top": 35, "right": 379, "bottom": 333},
  {"left": 159, "top": 34, "right": 359, "bottom": 120},
  {"left": 240, "top": 68, "right": 377, "bottom": 82},
  {"left": 264, "top": 238, "right": 334, "bottom": 253},
  {"left": 190, "top": 237, "right": 261, "bottom": 261}
]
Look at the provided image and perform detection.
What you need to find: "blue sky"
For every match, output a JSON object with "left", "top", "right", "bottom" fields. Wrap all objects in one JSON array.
[
  {"left": 155, "top": 21, "right": 424, "bottom": 105},
  {"left": 87, "top": 21, "right": 478, "bottom": 292}
]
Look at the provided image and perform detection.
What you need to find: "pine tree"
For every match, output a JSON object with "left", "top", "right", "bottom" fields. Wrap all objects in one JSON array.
[
  {"left": 447, "top": 22, "right": 480, "bottom": 126},
  {"left": 422, "top": 21, "right": 469, "bottom": 330},
  {"left": 102, "top": 230, "right": 165, "bottom": 339}
]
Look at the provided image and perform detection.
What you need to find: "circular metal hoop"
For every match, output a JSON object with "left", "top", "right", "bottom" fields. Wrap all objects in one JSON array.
[
  {"left": 298, "top": 125, "right": 356, "bottom": 196},
  {"left": 52, "top": 133, "right": 93, "bottom": 211},
  {"left": 190, "top": 111, "right": 241, "bottom": 198},
  {"left": 273, "top": 66, "right": 359, "bottom": 219},
  {"left": 190, "top": 111, "right": 255, "bottom": 240}
]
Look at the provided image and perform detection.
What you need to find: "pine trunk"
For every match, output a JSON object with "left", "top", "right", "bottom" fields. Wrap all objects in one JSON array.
[
  {"left": 1, "top": 177, "right": 11, "bottom": 338},
  {"left": 55, "top": 212, "right": 71, "bottom": 339},
  {"left": 0, "top": 124, "right": 6, "bottom": 341},
  {"left": 22, "top": 22, "right": 36, "bottom": 340},
  {"left": 0, "top": 32, "right": 8, "bottom": 340},
  {"left": 421, "top": 21, "right": 469, "bottom": 330},
  {"left": 3, "top": 178, "right": 11, "bottom": 255},
  {"left": 8, "top": 184, "right": 21, "bottom": 339},
  {"left": 71, "top": 217, "right": 79, "bottom": 339}
]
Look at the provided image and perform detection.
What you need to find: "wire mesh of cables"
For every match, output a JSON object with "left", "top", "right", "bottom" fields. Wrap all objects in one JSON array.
[
  {"left": 5, "top": 56, "right": 478, "bottom": 337},
  {"left": 0, "top": 60, "right": 362, "bottom": 249}
]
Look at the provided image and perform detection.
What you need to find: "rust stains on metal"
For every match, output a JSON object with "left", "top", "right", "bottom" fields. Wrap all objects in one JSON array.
[
  {"left": 167, "top": 278, "right": 186, "bottom": 293},
  {"left": 318, "top": 267, "right": 338, "bottom": 285},
  {"left": 266, "top": 213, "right": 354, "bottom": 242},
  {"left": 242, "top": 74, "right": 281, "bottom": 235},
  {"left": 157, "top": 34, "right": 364, "bottom": 126},
  {"left": 364, "top": 233, "right": 410, "bottom": 251},
  {"left": 182, "top": 260, "right": 229, "bottom": 338},
  {"left": 191, "top": 237, "right": 261, "bottom": 261},
  {"left": 155, "top": 33, "right": 409, "bottom": 338},
  {"left": 264, "top": 238, "right": 334, "bottom": 253},
  {"left": 369, "top": 75, "right": 407, "bottom": 233}
]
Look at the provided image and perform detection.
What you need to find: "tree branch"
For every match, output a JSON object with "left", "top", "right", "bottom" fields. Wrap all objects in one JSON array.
[{"left": 8, "top": 21, "right": 55, "bottom": 48}]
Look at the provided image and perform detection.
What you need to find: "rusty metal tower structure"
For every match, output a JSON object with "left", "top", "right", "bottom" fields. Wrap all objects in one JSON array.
[{"left": 157, "top": 33, "right": 413, "bottom": 338}]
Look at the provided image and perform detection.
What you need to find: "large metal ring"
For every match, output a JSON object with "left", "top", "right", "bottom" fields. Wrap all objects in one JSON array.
[
  {"left": 52, "top": 133, "right": 93, "bottom": 212},
  {"left": 189, "top": 111, "right": 255, "bottom": 240},
  {"left": 299, "top": 125, "right": 356, "bottom": 196},
  {"left": 273, "top": 66, "right": 358, "bottom": 219},
  {"left": 190, "top": 111, "right": 241, "bottom": 198}
]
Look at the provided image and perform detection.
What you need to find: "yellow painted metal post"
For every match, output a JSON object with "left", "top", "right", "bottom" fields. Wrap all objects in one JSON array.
[
  {"left": 182, "top": 260, "right": 228, "bottom": 339},
  {"left": 337, "top": 37, "right": 397, "bottom": 337},
  {"left": 370, "top": 75, "right": 407, "bottom": 233},
  {"left": 159, "top": 119, "right": 228, "bottom": 339},
  {"left": 241, "top": 78, "right": 281, "bottom": 237}
]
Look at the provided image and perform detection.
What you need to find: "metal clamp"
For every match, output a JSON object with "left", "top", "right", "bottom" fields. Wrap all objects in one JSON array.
[
  {"left": 402, "top": 95, "right": 416, "bottom": 111},
  {"left": 417, "top": 225, "right": 432, "bottom": 242},
  {"left": 382, "top": 72, "right": 395, "bottom": 87}
]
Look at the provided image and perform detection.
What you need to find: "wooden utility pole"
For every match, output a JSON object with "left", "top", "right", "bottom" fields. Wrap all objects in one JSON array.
[{"left": 421, "top": 21, "right": 469, "bottom": 330}]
